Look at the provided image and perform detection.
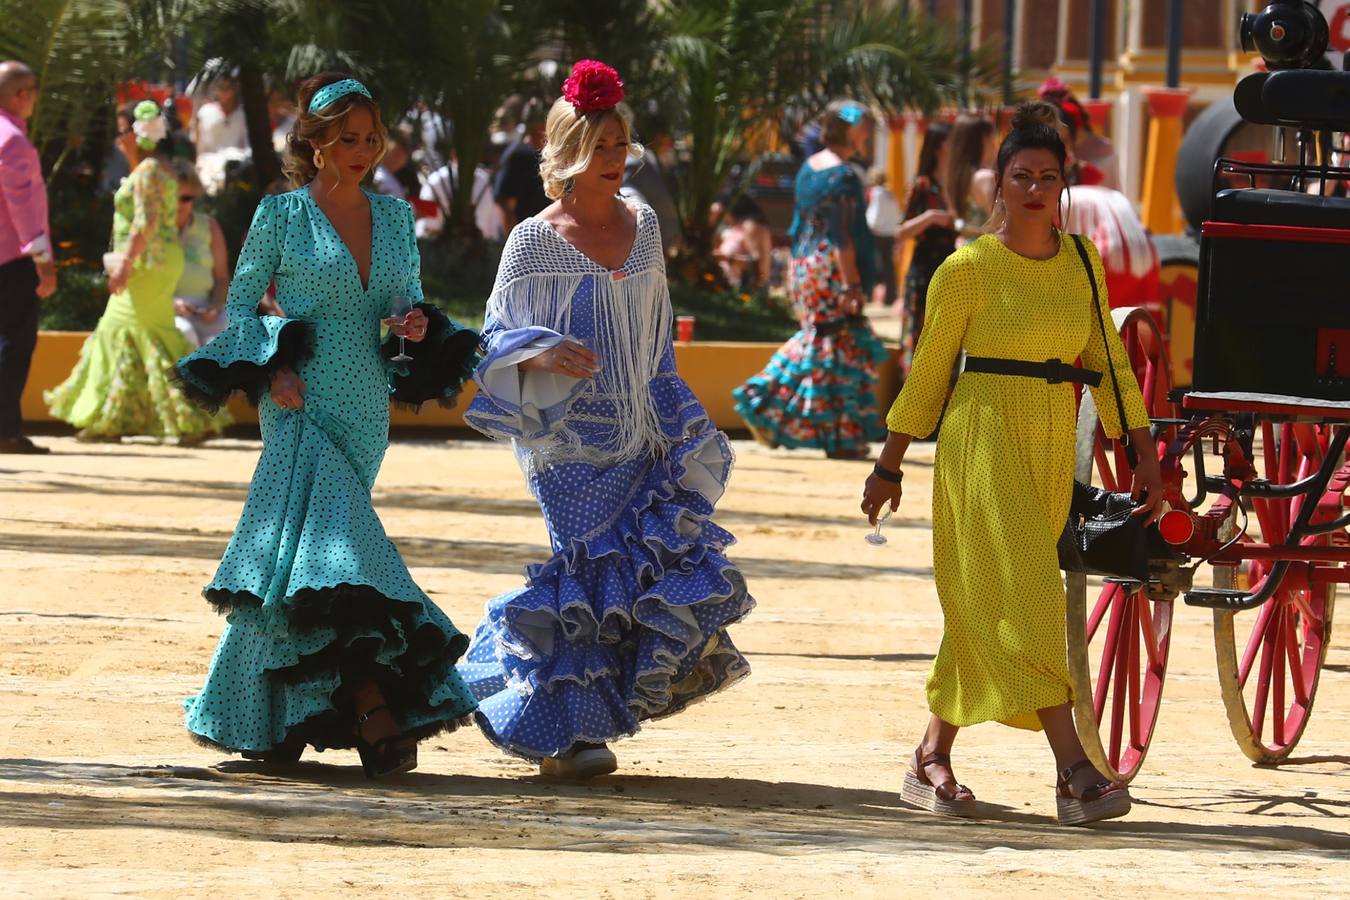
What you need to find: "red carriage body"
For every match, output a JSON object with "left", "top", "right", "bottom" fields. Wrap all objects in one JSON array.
[{"left": 1063, "top": 16, "right": 1350, "bottom": 781}]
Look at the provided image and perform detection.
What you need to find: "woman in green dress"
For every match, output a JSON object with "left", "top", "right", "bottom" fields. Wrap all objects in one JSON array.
[
  {"left": 46, "top": 100, "right": 229, "bottom": 444},
  {"left": 173, "top": 73, "right": 481, "bottom": 778}
]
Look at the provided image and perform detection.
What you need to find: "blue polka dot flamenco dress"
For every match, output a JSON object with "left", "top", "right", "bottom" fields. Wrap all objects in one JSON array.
[
  {"left": 173, "top": 187, "right": 481, "bottom": 759},
  {"left": 459, "top": 204, "right": 754, "bottom": 768}
]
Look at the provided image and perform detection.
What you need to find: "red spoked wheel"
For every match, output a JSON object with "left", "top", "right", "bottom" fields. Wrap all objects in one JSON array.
[
  {"left": 1065, "top": 307, "right": 1179, "bottom": 784},
  {"left": 1213, "top": 420, "right": 1340, "bottom": 764}
]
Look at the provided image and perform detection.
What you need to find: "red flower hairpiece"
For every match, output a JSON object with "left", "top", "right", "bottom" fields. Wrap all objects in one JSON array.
[{"left": 562, "top": 60, "right": 625, "bottom": 114}]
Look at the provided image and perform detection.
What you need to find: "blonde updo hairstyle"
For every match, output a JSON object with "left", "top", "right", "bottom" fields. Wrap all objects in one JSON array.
[
  {"left": 282, "top": 72, "right": 389, "bottom": 188},
  {"left": 538, "top": 96, "right": 643, "bottom": 200},
  {"left": 987, "top": 100, "right": 1070, "bottom": 233}
]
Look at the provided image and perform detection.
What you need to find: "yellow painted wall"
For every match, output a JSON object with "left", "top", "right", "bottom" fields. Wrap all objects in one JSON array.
[{"left": 24, "top": 333, "right": 902, "bottom": 432}]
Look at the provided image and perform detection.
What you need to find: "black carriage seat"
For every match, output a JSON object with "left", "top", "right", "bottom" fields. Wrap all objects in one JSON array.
[
  {"left": 1183, "top": 390, "right": 1350, "bottom": 422},
  {"left": 1195, "top": 188, "right": 1350, "bottom": 402},
  {"left": 1212, "top": 187, "right": 1350, "bottom": 229}
]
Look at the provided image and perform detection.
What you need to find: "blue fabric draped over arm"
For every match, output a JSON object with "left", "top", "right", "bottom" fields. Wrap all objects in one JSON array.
[{"left": 462, "top": 304, "right": 589, "bottom": 443}]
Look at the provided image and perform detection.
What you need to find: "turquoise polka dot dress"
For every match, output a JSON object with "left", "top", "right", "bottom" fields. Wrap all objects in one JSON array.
[{"left": 173, "top": 186, "right": 481, "bottom": 754}]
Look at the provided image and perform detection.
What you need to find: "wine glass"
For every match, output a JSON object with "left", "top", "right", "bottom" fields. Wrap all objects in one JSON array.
[
  {"left": 865, "top": 508, "right": 892, "bottom": 546},
  {"left": 388, "top": 295, "right": 414, "bottom": 363}
]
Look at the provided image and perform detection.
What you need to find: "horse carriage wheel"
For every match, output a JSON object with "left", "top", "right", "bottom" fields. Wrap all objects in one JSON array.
[
  {"left": 1065, "top": 307, "right": 1179, "bottom": 783},
  {"left": 1212, "top": 420, "right": 1339, "bottom": 764}
]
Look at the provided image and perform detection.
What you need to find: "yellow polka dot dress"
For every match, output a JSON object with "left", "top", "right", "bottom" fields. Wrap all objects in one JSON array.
[{"left": 887, "top": 233, "right": 1150, "bottom": 730}]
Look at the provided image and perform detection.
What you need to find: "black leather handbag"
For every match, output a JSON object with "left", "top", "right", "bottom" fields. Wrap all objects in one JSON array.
[{"left": 1057, "top": 235, "right": 1168, "bottom": 581}]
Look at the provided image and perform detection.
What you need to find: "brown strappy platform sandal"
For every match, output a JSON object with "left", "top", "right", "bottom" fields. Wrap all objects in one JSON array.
[
  {"left": 901, "top": 748, "right": 977, "bottom": 817},
  {"left": 352, "top": 704, "right": 417, "bottom": 779},
  {"left": 1055, "top": 759, "right": 1131, "bottom": 826}
]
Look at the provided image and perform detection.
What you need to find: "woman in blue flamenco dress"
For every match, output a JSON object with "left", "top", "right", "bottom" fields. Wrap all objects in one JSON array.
[
  {"left": 172, "top": 74, "right": 480, "bottom": 778},
  {"left": 733, "top": 100, "right": 889, "bottom": 459},
  {"left": 459, "top": 61, "right": 754, "bottom": 778}
]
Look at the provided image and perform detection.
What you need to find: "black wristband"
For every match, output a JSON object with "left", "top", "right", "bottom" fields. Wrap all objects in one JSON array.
[{"left": 872, "top": 462, "right": 903, "bottom": 484}]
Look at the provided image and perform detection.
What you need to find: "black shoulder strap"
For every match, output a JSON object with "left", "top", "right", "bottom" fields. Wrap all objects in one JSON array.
[{"left": 1071, "top": 233, "right": 1136, "bottom": 468}]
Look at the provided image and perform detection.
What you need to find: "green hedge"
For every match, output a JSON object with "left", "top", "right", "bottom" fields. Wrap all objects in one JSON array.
[{"left": 38, "top": 265, "right": 109, "bottom": 331}]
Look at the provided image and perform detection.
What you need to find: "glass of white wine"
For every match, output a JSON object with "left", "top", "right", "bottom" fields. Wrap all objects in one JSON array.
[
  {"left": 388, "top": 295, "right": 414, "bottom": 363},
  {"left": 865, "top": 508, "right": 892, "bottom": 546}
]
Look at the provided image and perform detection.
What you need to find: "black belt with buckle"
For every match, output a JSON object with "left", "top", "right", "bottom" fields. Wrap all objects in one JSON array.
[{"left": 963, "top": 356, "right": 1103, "bottom": 387}]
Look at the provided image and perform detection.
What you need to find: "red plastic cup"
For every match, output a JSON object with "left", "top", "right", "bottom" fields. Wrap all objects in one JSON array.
[{"left": 676, "top": 315, "right": 695, "bottom": 342}]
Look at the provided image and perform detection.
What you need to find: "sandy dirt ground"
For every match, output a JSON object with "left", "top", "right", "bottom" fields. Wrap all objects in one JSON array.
[{"left": 1, "top": 432, "right": 1347, "bottom": 898}]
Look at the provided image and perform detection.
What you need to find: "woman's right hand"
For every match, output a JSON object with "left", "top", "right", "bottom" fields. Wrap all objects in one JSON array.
[
  {"left": 861, "top": 473, "right": 903, "bottom": 525},
  {"left": 270, "top": 367, "right": 305, "bottom": 409},
  {"left": 107, "top": 258, "right": 132, "bottom": 294},
  {"left": 925, "top": 209, "right": 956, "bottom": 230},
  {"left": 521, "top": 340, "right": 600, "bottom": 378}
]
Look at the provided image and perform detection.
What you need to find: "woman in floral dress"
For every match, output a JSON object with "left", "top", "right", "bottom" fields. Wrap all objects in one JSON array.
[
  {"left": 733, "top": 100, "right": 888, "bottom": 459},
  {"left": 47, "top": 100, "right": 230, "bottom": 443}
]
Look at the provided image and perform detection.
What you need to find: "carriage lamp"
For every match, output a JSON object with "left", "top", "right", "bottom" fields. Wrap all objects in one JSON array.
[
  {"left": 1241, "top": 1, "right": 1330, "bottom": 70},
  {"left": 1157, "top": 508, "right": 1196, "bottom": 545}
]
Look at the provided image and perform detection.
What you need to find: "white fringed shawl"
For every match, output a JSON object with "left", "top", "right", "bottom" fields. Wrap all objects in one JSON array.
[{"left": 486, "top": 204, "right": 673, "bottom": 465}]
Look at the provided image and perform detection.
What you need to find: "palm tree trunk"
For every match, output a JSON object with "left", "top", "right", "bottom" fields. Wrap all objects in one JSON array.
[{"left": 238, "top": 61, "right": 279, "bottom": 191}]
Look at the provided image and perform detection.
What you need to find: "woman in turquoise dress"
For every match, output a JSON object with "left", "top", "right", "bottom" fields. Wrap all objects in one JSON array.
[
  {"left": 733, "top": 100, "right": 888, "bottom": 458},
  {"left": 173, "top": 74, "right": 481, "bottom": 778}
]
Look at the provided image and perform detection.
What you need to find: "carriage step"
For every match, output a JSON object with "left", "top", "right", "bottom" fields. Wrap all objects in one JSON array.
[{"left": 1184, "top": 588, "right": 1252, "bottom": 609}]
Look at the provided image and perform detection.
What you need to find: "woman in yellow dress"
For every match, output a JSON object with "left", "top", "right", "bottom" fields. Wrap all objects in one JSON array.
[{"left": 860, "top": 103, "right": 1165, "bottom": 826}]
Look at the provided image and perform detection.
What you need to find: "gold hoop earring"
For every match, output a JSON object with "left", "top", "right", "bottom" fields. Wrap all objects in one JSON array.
[{"left": 313, "top": 148, "right": 325, "bottom": 170}]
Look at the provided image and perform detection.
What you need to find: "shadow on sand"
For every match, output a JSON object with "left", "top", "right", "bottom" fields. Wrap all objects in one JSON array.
[{"left": 2, "top": 758, "right": 1347, "bottom": 856}]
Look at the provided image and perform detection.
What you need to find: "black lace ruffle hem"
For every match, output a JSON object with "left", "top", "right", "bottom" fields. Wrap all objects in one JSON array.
[
  {"left": 382, "top": 303, "right": 481, "bottom": 411},
  {"left": 171, "top": 319, "right": 315, "bottom": 413},
  {"left": 195, "top": 582, "right": 474, "bottom": 752}
]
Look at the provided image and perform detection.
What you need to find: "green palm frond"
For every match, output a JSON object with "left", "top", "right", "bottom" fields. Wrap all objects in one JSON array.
[
  {"left": 650, "top": 0, "right": 997, "bottom": 263},
  {"left": 0, "top": 0, "right": 198, "bottom": 170}
]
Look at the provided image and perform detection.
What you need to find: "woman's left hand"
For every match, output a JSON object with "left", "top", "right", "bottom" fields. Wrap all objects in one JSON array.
[
  {"left": 1130, "top": 456, "right": 1167, "bottom": 526},
  {"left": 384, "top": 307, "right": 429, "bottom": 343}
]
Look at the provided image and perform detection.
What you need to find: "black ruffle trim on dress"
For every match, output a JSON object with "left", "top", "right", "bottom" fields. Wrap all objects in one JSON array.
[
  {"left": 187, "top": 706, "right": 474, "bottom": 756},
  {"left": 171, "top": 319, "right": 315, "bottom": 413},
  {"left": 195, "top": 582, "right": 474, "bottom": 752},
  {"left": 382, "top": 303, "right": 481, "bottom": 411}
]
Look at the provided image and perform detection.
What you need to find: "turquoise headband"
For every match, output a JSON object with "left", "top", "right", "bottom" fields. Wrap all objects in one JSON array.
[
  {"left": 309, "top": 78, "right": 372, "bottom": 113},
  {"left": 837, "top": 103, "right": 866, "bottom": 125}
]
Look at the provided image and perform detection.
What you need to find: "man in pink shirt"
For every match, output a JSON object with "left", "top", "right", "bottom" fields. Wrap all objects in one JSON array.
[{"left": 0, "top": 61, "right": 55, "bottom": 454}]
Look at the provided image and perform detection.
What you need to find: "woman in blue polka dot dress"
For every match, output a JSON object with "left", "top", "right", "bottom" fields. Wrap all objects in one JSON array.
[
  {"left": 459, "top": 61, "right": 754, "bottom": 778},
  {"left": 173, "top": 74, "right": 481, "bottom": 778}
]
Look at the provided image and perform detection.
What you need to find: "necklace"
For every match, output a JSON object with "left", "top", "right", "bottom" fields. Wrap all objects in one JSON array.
[{"left": 565, "top": 198, "right": 619, "bottom": 232}]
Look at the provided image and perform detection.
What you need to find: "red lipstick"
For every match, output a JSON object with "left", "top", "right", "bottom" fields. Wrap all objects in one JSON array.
[{"left": 1024, "top": 202, "right": 1046, "bottom": 210}]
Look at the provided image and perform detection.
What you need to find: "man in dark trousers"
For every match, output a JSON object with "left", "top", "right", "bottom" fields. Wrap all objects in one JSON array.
[
  {"left": 493, "top": 98, "right": 550, "bottom": 235},
  {"left": 0, "top": 61, "right": 55, "bottom": 454}
]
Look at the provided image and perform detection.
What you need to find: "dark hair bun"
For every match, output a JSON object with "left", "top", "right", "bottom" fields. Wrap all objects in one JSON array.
[{"left": 1010, "top": 101, "right": 1061, "bottom": 132}]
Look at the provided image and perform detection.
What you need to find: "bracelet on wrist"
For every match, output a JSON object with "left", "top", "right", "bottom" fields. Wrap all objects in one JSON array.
[{"left": 872, "top": 461, "right": 903, "bottom": 484}]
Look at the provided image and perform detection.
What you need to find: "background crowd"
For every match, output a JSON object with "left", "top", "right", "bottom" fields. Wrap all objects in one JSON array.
[{"left": 2, "top": 43, "right": 1138, "bottom": 456}]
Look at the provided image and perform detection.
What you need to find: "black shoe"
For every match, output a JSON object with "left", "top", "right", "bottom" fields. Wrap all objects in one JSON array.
[
  {"left": 353, "top": 704, "right": 417, "bottom": 779},
  {"left": 0, "top": 436, "right": 50, "bottom": 455},
  {"left": 241, "top": 735, "right": 305, "bottom": 764}
]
